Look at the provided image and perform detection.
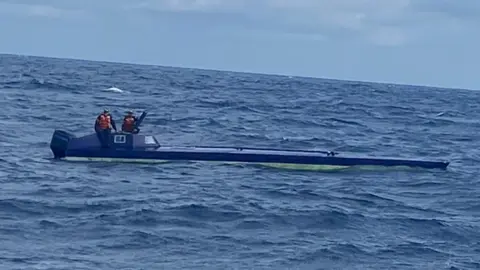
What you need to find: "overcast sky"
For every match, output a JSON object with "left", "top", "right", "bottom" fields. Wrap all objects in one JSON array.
[{"left": 0, "top": 0, "right": 479, "bottom": 89}]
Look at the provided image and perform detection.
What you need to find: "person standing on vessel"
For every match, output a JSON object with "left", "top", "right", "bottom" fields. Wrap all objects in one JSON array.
[
  {"left": 121, "top": 110, "right": 139, "bottom": 133},
  {"left": 95, "top": 109, "right": 117, "bottom": 147}
]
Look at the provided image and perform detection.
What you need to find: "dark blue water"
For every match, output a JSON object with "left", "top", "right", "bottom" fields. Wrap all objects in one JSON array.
[{"left": 1, "top": 53, "right": 479, "bottom": 269}]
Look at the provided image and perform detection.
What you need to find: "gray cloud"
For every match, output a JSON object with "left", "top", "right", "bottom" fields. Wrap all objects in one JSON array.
[{"left": 1, "top": 0, "right": 478, "bottom": 46}]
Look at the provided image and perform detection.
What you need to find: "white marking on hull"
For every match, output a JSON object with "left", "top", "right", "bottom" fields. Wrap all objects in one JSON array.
[
  {"left": 63, "top": 157, "right": 169, "bottom": 163},
  {"left": 59, "top": 156, "right": 441, "bottom": 171},
  {"left": 60, "top": 156, "right": 351, "bottom": 170}
]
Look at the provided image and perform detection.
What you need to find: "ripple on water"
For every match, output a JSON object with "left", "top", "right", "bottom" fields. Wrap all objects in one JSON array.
[{"left": 0, "top": 54, "right": 479, "bottom": 269}]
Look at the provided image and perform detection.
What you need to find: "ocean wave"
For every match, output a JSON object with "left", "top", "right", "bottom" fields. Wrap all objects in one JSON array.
[{"left": 0, "top": 53, "right": 479, "bottom": 269}]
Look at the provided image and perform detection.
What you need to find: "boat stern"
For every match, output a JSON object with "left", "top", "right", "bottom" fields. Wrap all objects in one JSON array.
[{"left": 50, "top": 130, "right": 76, "bottom": 158}]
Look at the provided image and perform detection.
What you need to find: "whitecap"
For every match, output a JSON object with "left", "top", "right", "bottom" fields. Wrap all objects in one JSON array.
[{"left": 105, "top": 87, "right": 123, "bottom": 93}]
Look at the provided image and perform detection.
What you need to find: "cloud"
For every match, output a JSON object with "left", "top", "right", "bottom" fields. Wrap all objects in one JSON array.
[
  {"left": 122, "top": 0, "right": 414, "bottom": 46},
  {"left": 2, "top": 0, "right": 478, "bottom": 47},
  {"left": 134, "top": 0, "right": 246, "bottom": 12},
  {"left": 412, "top": 0, "right": 480, "bottom": 20},
  {"left": 0, "top": 2, "right": 86, "bottom": 19}
]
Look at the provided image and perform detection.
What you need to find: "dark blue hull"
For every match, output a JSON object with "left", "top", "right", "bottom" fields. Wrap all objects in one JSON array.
[{"left": 50, "top": 130, "right": 450, "bottom": 170}]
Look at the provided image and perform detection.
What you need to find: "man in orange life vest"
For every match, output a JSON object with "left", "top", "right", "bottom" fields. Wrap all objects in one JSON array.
[
  {"left": 95, "top": 109, "right": 117, "bottom": 148},
  {"left": 121, "top": 110, "right": 139, "bottom": 133}
]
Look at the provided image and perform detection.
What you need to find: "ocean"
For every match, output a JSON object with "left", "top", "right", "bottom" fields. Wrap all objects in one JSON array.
[{"left": 0, "top": 53, "right": 479, "bottom": 270}]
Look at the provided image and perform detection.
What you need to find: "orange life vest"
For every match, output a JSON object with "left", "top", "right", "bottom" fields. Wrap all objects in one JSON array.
[
  {"left": 122, "top": 116, "right": 135, "bottom": 132},
  {"left": 97, "top": 113, "right": 111, "bottom": 129}
]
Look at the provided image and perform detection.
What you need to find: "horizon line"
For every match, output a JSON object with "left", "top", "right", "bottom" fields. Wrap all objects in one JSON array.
[{"left": 0, "top": 52, "right": 473, "bottom": 92}]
